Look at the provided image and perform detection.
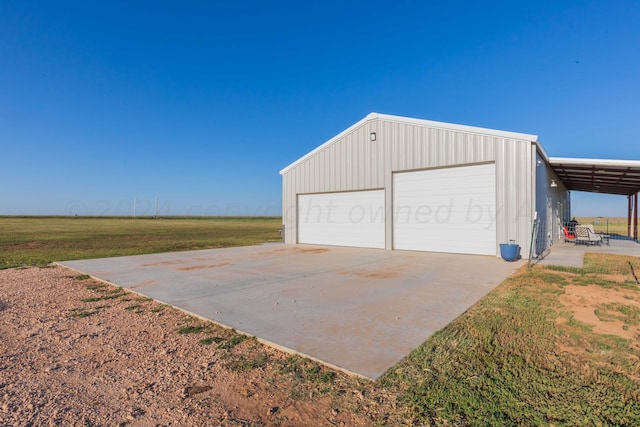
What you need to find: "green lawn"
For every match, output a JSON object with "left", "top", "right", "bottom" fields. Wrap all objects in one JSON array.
[{"left": 0, "top": 216, "right": 282, "bottom": 269}]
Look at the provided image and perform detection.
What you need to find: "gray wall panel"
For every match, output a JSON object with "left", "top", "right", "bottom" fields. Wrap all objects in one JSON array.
[
  {"left": 282, "top": 115, "right": 538, "bottom": 257},
  {"left": 535, "top": 151, "right": 569, "bottom": 255}
]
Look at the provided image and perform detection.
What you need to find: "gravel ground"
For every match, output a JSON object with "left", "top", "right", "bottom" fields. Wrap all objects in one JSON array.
[{"left": 0, "top": 266, "right": 390, "bottom": 426}]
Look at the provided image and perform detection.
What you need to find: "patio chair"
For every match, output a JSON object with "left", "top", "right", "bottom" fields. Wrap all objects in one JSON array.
[
  {"left": 562, "top": 226, "right": 576, "bottom": 243},
  {"left": 583, "top": 224, "right": 610, "bottom": 245},
  {"left": 575, "top": 226, "right": 602, "bottom": 246}
]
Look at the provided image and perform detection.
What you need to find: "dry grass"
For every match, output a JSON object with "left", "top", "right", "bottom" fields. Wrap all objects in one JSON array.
[
  {"left": 0, "top": 216, "right": 281, "bottom": 269},
  {"left": 576, "top": 216, "right": 630, "bottom": 235},
  {"left": 3, "top": 218, "right": 640, "bottom": 425},
  {"left": 382, "top": 253, "right": 640, "bottom": 426}
]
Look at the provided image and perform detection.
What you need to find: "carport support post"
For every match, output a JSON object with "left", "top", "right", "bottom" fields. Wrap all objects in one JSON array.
[
  {"left": 633, "top": 193, "right": 638, "bottom": 240},
  {"left": 627, "top": 194, "right": 633, "bottom": 237}
]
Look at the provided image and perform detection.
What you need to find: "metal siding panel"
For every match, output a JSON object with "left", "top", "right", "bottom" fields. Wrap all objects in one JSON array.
[
  {"left": 501, "top": 139, "right": 517, "bottom": 252},
  {"left": 445, "top": 132, "right": 453, "bottom": 164},
  {"left": 282, "top": 172, "right": 296, "bottom": 243},
  {"left": 317, "top": 152, "right": 324, "bottom": 192},
  {"left": 289, "top": 173, "right": 296, "bottom": 243},
  {"left": 410, "top": 126, "right": 419, "bottom": 170},
  {"left": 308, "top": 157, "right": 315, "bottom": 193},
  {"left": 521, "top": 141, "right": 534, "bottom": 258},
  {"left": 418, "top": 127, "right": 428, "bottom": 166},
  {"left": 467, "top": 134, "right": 479, "bottom": 162},
  {"left": 522, "top": 143, "right": 534, "bottom": 258},
  {"left": 282, "top": 119, "right": 388, "bottom": 245},
  {"left": 300, "top": 160, "right": 307, "bottom": 193},
  {"left": 454, "top": 133, "right": 464, "bottom": 162},
  {"left": 350, "top": 131, "right": 356, "bottom": 187},
  {"left": 364, "top": 136, "right": 372, "bottom": 185},
  {"left": 438, "top": 130, "right": 447, "bottom": 165},
  {"left": 341, "top": 133, "right": 349, "bottom": 189},
  {"left": 494, "top": 138, "right": 533, "bottom": 258},
  {"left": 485, "top": 137, "right": 495, "bottom": 159},
  {"left": 430, "top": 129, "right": 439, "bottom": 165},
  {"left": 342, "top": 134, "right": 350, "bottom": 189},
  {"left": 331, "top": 142, "right": 339, "bottom": 189},
  {"left": 354, "top": 132, "right": 361, "bottom": 187},
  {"left": 345, "top": 133, "right": 352, "bottom": 188},
  {"left": 283, "top": 116, "right": 535, "bottom": 254},
  {"left": 468, "top": 134, "right": 476, "bottom": 162},
  {"left": 534, "top": 152, "right": 570, "bottom": 255},
  {"left": 328, "top": 142, "right": 337, "bottom": 190},
  {"left": 495, "top": 140, "right": 508, "bottom": 256},
  {"left": 314, "top": 151, "right": 322, "bottom": 193},
  {"left": 382, "top": 121, "right": 394, "bottom": 249},
  {"left": 352, "top": 133, "right": 359, "bottom": 188}
]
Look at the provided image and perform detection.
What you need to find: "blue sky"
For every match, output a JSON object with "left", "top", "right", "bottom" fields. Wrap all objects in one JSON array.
[{"left": 1, "top": 0, "right": 638, "bottom": 216}]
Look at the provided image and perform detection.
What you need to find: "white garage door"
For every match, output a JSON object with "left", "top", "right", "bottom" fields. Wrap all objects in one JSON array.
[
  {"left": 393, "top": 163, "right": 496, "bottom": 255},
  {"left": 298, "top": 190, "right": 385, "bottom": 249}
]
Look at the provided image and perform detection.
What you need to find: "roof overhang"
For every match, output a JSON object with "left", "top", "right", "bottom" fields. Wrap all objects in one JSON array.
[{"left": 549, "top": 157, "right": 640, "bottom": 196}]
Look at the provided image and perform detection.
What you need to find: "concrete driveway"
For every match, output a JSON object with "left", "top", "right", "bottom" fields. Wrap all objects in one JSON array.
[{"left": 59, "top": 244, "right": 522, "bottom": 379}]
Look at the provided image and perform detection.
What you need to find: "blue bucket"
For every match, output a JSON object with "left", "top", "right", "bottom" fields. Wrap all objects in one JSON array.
[{"left": 499, "top": 243, "right": 519, "bottom": 262}]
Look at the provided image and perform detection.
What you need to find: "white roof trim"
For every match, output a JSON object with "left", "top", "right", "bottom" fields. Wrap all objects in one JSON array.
[
  {"left": 534, "top": 142, "right": 550, "bottom": 162},
  {"left": 373, "top": 113, "right": 539, "bottom": 142},
  {"left": 550, "top": 157, "right": 640, "bottom": 168},
  {"left": 280, "top": 112, "right": 540, "bottom": 175}
]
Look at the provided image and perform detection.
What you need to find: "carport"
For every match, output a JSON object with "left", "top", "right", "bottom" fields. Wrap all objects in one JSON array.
[
  {"left": 59, "top": 245, "right": 522, "bottom": 379},
  {"left": 549, "top": 157, "right": 640, "bottom": 239}
]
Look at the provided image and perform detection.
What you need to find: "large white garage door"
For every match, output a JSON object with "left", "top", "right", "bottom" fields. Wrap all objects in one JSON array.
[
  {"left": 298, "top": 190, "right": 385, "bottom": 249},
  {"left": 393, "top": 163, "right": 496, "bottom": 255}
]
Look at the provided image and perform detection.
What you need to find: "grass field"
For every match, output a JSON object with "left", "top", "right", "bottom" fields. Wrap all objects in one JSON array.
[
  {"left": 0, "top": 216, "right": 282, "bottom": 269},
  {"left": 381, "top": 254, "right": 640, "bottom": 425},
  {"left": 2, "top": 217, "right": 639, "bottom": 424},
  {"left": 576, "top": 216, "right": 630, "bottom": 235}
]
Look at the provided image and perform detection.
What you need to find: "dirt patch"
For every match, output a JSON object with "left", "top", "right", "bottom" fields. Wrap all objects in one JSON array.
[
  {"left": 130, "top": 279, "right": 157, "bottom": 289},
  {"left": 291, "top": 248, "right": 329, "bottom": 254},
  {"left": 178, "top": 262, "right": 232, "bottom": 271},
  {"left": 142, "top": 260, "right": 185, "bottom": 267},
  {"left": 601, "top": 273, "right": 633, "bottom": 283},
  {"left": 0, "top": 267, "right": 385, "bottom": 426},
  {"left": 558, "top": 284, "right": 640, "bottom": 340},
  {"left": 263, "top": 247, "right": 329, "bottom": 256},
  {"left": 344, "top": 269, "right": 400, "bottom": 279}
]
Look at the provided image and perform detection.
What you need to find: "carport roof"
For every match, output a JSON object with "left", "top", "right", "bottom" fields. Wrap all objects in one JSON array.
[{"left": 549, "top": 157, "right": 640, "bottom": 196}]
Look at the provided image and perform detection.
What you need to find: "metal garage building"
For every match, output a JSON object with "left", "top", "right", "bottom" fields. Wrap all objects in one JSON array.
[{"left": 280, "top": 113, "right": 571, "bottom": 258}]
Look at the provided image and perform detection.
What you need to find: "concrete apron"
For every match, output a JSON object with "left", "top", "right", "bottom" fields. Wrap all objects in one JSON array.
[
  {"left": 58, "top": 244, "right": 523, "bottom": 380},
  {"left": 536, "top": 239, "right": 640, "bottom": 268}
]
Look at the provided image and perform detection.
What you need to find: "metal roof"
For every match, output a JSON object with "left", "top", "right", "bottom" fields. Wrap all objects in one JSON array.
[{"left": 549, "top": 157, "right": 640, "bottom": 196}]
